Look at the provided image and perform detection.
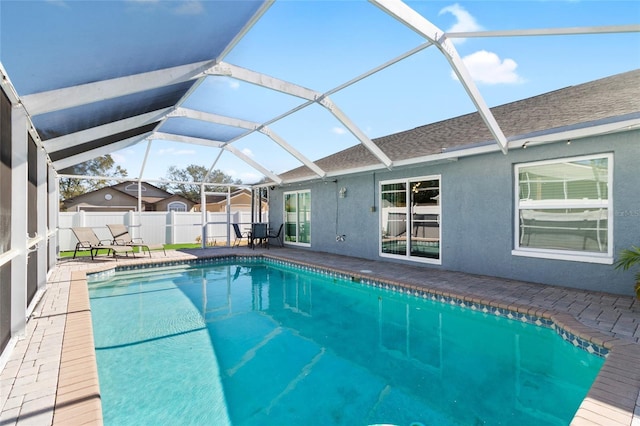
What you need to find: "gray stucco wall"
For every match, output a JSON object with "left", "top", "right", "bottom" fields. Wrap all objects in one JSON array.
[{"left": 269, "top": 130, "right": 640, "bottom": 295}]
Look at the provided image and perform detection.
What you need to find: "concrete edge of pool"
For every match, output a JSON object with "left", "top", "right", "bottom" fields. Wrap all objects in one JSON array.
[{"left": 46, "top": 252, "right": 640, "bottom": 425}]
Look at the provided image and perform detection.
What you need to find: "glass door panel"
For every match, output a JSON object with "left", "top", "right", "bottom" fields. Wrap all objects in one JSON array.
[
  {"left": 410, "top": 179, "right": 440, "bottom": 260},
  {"left": 284, "top": 193, "right": 297, "bottom": 243},
  {"left": 381, "top": 182, "right": 407, "bottom": 255},
  {"left": 298, "top": 192, "right": 311, "bottom": 244},
  {"left": 284, "top": 190, "right": 311, "bottom": 246}
]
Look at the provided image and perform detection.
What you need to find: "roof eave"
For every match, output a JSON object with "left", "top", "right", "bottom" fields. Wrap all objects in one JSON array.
[{"left": 266, "top": 115, "right": 640, "bottom": 187}]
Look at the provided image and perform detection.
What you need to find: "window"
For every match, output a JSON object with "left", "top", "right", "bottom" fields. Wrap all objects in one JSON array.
[
  {"left": 125, "top": 183, "right": 146, "bottom": 192},
  {"left": 284, "top": 190, "right": 310, "bottom": 246},
  {"left": 514, "top": 154, "right": 612, "bottom": 263},
  {"left": 380, "top": 176, "right": 441, "bottom": 263},
  {"left": 167, "top": 201, "right": 187, "bottom": 212}
]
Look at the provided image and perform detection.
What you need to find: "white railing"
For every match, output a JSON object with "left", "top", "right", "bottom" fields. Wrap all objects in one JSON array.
[{"left": 58, "top": 210, "right": 266, "bottom": 252}]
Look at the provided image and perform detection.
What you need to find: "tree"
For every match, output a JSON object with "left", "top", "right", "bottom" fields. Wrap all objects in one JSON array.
[
  {"left": 58, "top": 155, "right": 128, "bottom": 200},
  {"left": 158, "top": 164, "right": 241, "bottom": 202},
  {"left": 614, "top": 245, "right": 640, "bottom": 299}
]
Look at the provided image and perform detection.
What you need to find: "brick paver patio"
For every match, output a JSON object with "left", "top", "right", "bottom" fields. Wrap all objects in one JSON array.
[{"left": 1, "top": 247, "right": 639, "bottom": 425}]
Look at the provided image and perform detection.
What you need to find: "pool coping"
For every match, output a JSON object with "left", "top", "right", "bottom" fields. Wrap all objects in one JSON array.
[{"left": 58, "top": 252, "right": 640, "bottom": 426}]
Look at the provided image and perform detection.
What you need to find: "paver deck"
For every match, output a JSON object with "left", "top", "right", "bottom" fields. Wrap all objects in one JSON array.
[{"left": 1, "top": 246, "right": 639, "bottom": 425}]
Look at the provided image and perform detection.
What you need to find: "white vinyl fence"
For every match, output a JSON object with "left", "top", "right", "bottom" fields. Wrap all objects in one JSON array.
[{"left": 58, "top": 210, "right": 266, "bottom": 252}]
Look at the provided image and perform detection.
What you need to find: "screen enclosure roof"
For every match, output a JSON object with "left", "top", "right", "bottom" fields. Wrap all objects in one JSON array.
[{"left": 0, "top": 0, "right": 638, "bottom": 186}]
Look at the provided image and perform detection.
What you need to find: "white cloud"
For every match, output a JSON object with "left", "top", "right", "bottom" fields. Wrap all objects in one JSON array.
[
  {"left": 224, "top": 168, "right": 237, "bottom": 178},
  {"left": 439, "top": 3, "right": 483, "bottom": 44},
  {"left": 240, "top": 172, "right": 262, "bottom": 184},
  {"left": 174, "top": 1, "right": 204, "bottom": 15},
  {"left": 332, "top": 127, "right": 347, "bottom": 135},
  {"left": 241, "top": 148, "right": 253, "bottom": 157},
  {"left": 126, "top": 0, "right": 203, "bottom": 15},
  {"left": 455, "top": 50, "right": 523, "bottom": 85},
  {"left": 45, "top": 0, "right": 70, "bottom": 7},
  {"left": 110, "top": 152, "right": 127, "bottom": 164},
  {"left": 228, "top": 80, "right": 240, "bottom": 90}
]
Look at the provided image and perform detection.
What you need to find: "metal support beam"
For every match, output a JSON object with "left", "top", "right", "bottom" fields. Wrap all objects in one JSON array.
[
  {"left": 370, "top": 0, "right": 509, "bottom": 154},
  {"left": 170, "top": 108, "right": 259, "bottom": 130},
  {"left": 216, "top": 1, "right": 275, "bottom": 62},
  {"left": 226, "top": 187, "right": 232, "bottom": 246},
  {"left": 47, "top": 164, "right": 58, "bottom": 269},
  {"left": 317, "top": 97, "right": 393, "bottom": 168},
  {"left": 207, "top": 65, "right": 394, "bottom": 168},
  {"left": 446, "top": 24, "right": 640, "bottom": 39},
  {"left": 11, "top": 105, "right": 28, "bottom": 337},
  {"left": 52, "top": 133, "right": 151, "bottom": 170},
  {"left": 206, "top": 62, "right": 319, "bottom": 101},
  {"left": 36, "top": 144, "right": 48, "bottom": 293},
  {"left": 153, "top": 132, "right": 281, "bottom": 182},
  {"left": 200, "top": 183, "right": 207, "bottom": 249},
  {"left": 258, "top": 127, "right": 327, "bottom": 178},
  {"left": 138, "top": 139, "right": 154, "bottom": 188},
  {"left": 44, "top": 108, "right": 172, "bottom": 153},
  {"left": 224, "top": 145, "right": 283, "bottom": 184},
  {"left": 173, "top": 107, "right": 326, "bottom": 178},
  {"left": 22, "top": 60, "right": 214, "bottom": 116},
  {"left": 152, "top": 132, "right": 226, "bottom": 148},
  {"left": 204, "top": 149, "right": 225, "bottom": 183}
]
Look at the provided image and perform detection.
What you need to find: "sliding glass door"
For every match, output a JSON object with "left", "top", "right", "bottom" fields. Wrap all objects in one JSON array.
[
  {"left": 284, "top": 190, "right": 311, "bottom": 246},
  {"left": 380, "top": 176, "right": 441, "bottom": 263}
]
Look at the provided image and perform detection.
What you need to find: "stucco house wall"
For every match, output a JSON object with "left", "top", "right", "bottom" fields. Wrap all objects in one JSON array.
[{"left": 269, "top": 129, "right": 639, "bottom": 296}]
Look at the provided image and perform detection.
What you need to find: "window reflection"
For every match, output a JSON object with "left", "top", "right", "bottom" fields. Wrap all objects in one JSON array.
[{"left": 517, "top": 156, "right": 610, "bottom": 254}]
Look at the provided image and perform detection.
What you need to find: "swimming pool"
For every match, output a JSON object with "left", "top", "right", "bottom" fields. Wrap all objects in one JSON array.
[{"left": 88, "top": 258, "right": 604, "bottom": 425}]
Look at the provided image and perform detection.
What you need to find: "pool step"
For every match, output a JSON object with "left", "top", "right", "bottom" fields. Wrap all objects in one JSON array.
[{"left": 88, "top": 264, "right": 195, "bottom": 284}]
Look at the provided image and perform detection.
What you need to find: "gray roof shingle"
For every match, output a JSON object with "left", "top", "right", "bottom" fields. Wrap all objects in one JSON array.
[{"left": 279, "top": 69, "right": 640, "bottom": 181}]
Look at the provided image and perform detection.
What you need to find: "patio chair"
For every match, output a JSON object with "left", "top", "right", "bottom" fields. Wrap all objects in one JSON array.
[
  {"left": 267, "top": 223, "right": 284, "bottom": 247},
  {"left": 251, "top": 223, "right": 269, "bottom": 250},
  {"left": 71, "top": 227, "right": 134, "bottom": 260},
  {"left": 107, "top": 224, "right": 166, "bottom": 257},
  {"left": 232, "top": 223, "right": 250, "bottom": 248}
]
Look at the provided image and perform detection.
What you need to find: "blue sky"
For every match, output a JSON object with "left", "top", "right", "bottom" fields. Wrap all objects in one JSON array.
[{"left": 4, "top": 1, "right": 640, "bottom": 184}]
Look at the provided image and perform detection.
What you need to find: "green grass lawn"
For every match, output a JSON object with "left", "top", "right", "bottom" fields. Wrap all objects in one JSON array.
[{"left": 58, "top": 243, "right": 204, "bottom": 258}]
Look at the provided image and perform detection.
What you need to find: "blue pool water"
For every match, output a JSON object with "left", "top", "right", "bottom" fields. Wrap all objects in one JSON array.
[{"left": 88, "top": 260, "right": 604, "bottom": 425}]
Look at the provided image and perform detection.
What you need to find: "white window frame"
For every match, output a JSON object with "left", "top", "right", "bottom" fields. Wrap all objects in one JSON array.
[
  {"left": 167, "top": 201, "right": 187, "bottom": 212},
  {"left": 283, "top": 189, "right": 311, "bottom": 247},
  {"left": 379, "top": 175, "right": 442, "bottom": 265},
  {"left": 512, "top": 153, "right": 613, "bottom": 264}
]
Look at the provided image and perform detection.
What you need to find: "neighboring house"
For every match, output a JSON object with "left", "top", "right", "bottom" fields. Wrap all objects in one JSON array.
[
  {"left": 267, "top": 70, "right": 640, "bottom": 296},
  {"left": 61, "top": 181, "right": 195, "bottom": 212},
  {"left": 191, "top": 188, "right": 267, "bottom": 213}
]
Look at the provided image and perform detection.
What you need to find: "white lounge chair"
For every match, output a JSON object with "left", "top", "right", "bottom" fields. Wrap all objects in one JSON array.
[
  {"left": 107, "top": 224, "right": 166, "bottom": 257},
  {"left": 71, "top": 227, "right": 134, "bottom": 260}
]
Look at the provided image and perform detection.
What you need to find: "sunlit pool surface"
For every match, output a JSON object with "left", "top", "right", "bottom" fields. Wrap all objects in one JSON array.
[{"left": 88, "top": 260, "right": 604, "bottom": 425}]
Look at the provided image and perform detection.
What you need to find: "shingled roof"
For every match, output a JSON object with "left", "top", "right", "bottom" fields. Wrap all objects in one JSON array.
[{"left": 279, "top": 69, "right": 640, "bottom": 182}]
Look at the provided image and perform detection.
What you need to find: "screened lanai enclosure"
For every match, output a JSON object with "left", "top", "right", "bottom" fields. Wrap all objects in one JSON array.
[{"left": 1, "top": 0, "right": 638, "bottom": 361}]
